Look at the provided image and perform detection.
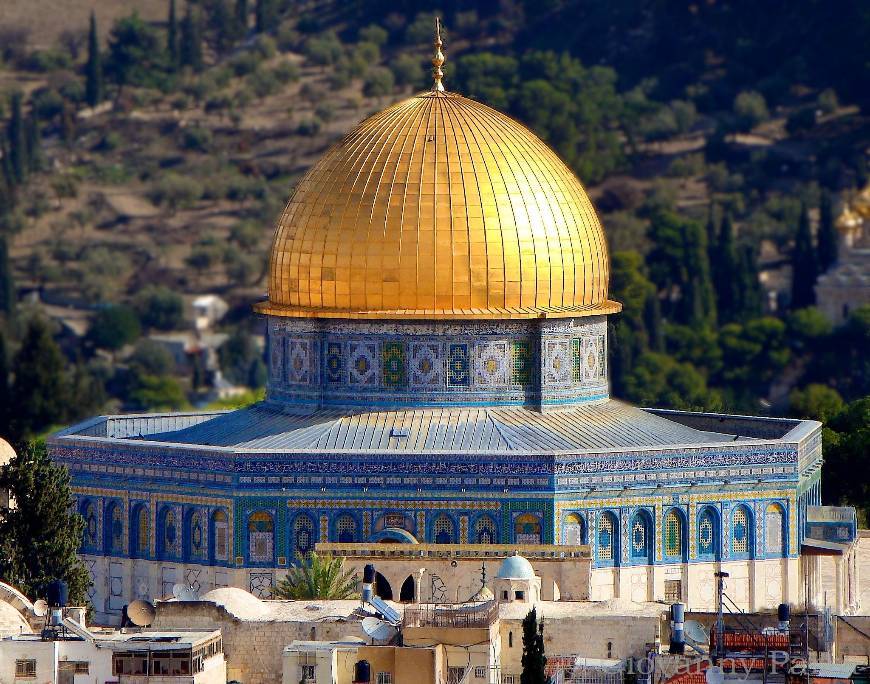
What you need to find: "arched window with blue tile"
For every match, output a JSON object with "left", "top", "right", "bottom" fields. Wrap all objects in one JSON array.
[
  {"left": 104, "top": 500, "right": 123, "bottom": 555},
  {"left": 514, "top": 513, "right": 542, "bottom": 544},
  {"left": 130, "top": 504, "right": 149, "bottom": 559},
  {"left": 185, "top": 509, "right": 206, "bottom": 562},
  {"left": 474, "top": 515, "right": 497, "bottom": 544},
  {"left": 158, "top": 507, "right": 180, "bottom": 560},
  {"left": 290, "top": 513, "right": 314, "bottom": 559},
  {"left": 630, "top": 510, "right": 653, "bottom": 564},
  {"left": 248, "top": 511, "right": 275, "bottom": 563},
  {"left": 663, "top": 508, "right": 687, "bottom": 562},
  {"left": 563, "top": 513, "right": 585, "bottom": 545},
  {"left": 335, "top": 514, "right": 357, "bottom": 543},
  {"left": 597, "top": 511, "right": 618, "bottom": 566},
  {"left": 731, "top": 505, "right": 753, "bottom": 559},
  {"left": 697, "top": 506, "right": 720, "bottom": 561},
  {"left": 432, "top": 514, "right": 455, "bottom": 544},
  {"left": 765, "top": 503, "right": 786, "bottom": 557},
  {"left": 80, "top": 499, "right": 100, "bottom": 552},
  {"left": 210, "top": 509, "right": 230, "bottom": 564}
]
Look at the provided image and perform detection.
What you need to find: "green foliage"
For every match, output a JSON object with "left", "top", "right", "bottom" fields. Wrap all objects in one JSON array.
[
  {"left": 255, "top": 0, "right": 278, "bottom": 33},
  {"left": 7, "top": 93, "right": 27, "bottom": 184},
  {"left": 218, "top": 328, "right": 265, "bottom": 387},
  {"left": 304, "top": 32, "right": 343, "bottom": 66},
  {"left": 789, "top": 384, "right": 844, "bottom": 422},
  {"left": 624, "top": 352, "right": 720, "bottom": 411},
  {"left": 717, "top": 317, "right": 790, "bottom": 398},
  {"left": 8, "top": 318, "right": 69, "bottom": 442},
  {"left": 711, "top": 213, "right": 741, "bottom": 323},
  {"left": 180, "top": 6, "right": 204, "bottom": 72},
  {"left": 86, "top": 305, "right": 141, "bottom": 351},
  {"left": 390, "top": 53, "right": 424, "bottom": 87},
  {"left": 0, "top": 237, "right": 13, "bottom": 316},
  {"left": 608, "top": 251, "right": 656, "bottom": 395},
  {"left": 106, "top": 13, "right": 168, "bottom": 89},
  {"left": 180, "top": 126, "right": 213, "bottom": 152},
  {"left": 133, "top": 286, "right": 184, "bottom": 331},
  {"left": 274, "top": 553, "right": 358, "bottom": 599},
  {"left": 204, "top": 387, "right": 265, "bottom": 410},
  {"left": 733, "top": 91, "right": 769, "bottom": 131},
  {"left": 817, "top": 192, "right": 837, "bottom": 273},
  {"left": 358, "top": 24, "right": 388, "bottom": 47},
  {"left": 0, "top": 441, "right": 91, "bottom": 605},
  {"left": 363, "top": 67, "right": 395, "bottom": 98},
  {"left": 791, "top": 204, "right": 817, "bottom": 308},
  {"left": 167, "top": 0, "right": 179, "bottom": 68},
  {"left": 127, "top": 373, "right": 188, "bottom": 411},
  {"left": 85, "top": 12, "right": 103, "bottom": 107},
  {"left": 149, "top": 173, "right": 204, "bottom": 212},
  {"left": 521, "top": 607, "right": 547, "bottom": 684},
  {"left": 821, "top": 397, "right": 870, "bottom": 523}
]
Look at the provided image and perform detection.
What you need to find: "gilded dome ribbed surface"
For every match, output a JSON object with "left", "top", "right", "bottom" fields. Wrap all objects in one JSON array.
[{"left": 257, "top": 91, "right": 618, "bottom": 319}]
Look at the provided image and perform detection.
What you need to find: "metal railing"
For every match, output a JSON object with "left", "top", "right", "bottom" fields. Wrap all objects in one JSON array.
[{"left": 403, "top": 601, "right": 499, "bottom": 629}]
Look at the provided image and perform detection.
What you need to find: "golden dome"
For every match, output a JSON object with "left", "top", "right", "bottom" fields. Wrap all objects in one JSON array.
[
  {"left": 256, "top": 90, "right": 619, "bottom": 320},
  {"left": 835, "top": 206, "right": 862, "bottom": 232},
  {"left": 853, "top": 183, "right": 870, "bottom": 220}
]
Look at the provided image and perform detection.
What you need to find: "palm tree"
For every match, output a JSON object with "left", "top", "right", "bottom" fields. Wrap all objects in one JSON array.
[{"left": 274, "top": 552, "right": 359, "bottom": 600}]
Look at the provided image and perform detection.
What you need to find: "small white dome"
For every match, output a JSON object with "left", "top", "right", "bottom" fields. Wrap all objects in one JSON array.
[
  {"left": 496, "top": 554, "right": 535, "bottom": 580},
  {"left": 0, "top": 438, "right": 16, "bottom": 467}
]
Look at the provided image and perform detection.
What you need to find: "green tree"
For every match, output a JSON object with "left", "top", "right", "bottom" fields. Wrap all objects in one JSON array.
[
  {"left": 9, "top": 318, "right": 69, "bottom": 441},
  {"left": 85, "top": 12, "right": 104, "bottom": 106},
  {"left": 7, "top": 93, "right": 27, "bottom": 184},
  {"left": 167, "top": 0, "right": 179, "bottom": 69},
  {"left": 86, "top": 305, "right": 141, "bottom": 351},
  {"left": 210, "top": 0, "right": 237, "bottom": 54},
  {"left": 255, "top": 0, "right": 277, "bottom": 33},
  {"left": 133, "top": 286, "right": 184, "bottom": 330},
  {"left": 521, "top": 606, "right": 547, "bottom": 684},
  {"left": 0, "top": 236, "right": 14, "bottom": 316},
  {"left": 623, "top": 352, "right": 720, "bottom": 411},
  {"left": 25, "top": 115, "right": 40, "bottom": 174},
  {"left": 180, "top": 5, "right": 203, "bottom": 71},
  {"left": 274, "top": 553, "right": 358, "bottom": 599},
  {"left": 609, "top": 251, "right": 656, "bottom": 396},
  {"left": 235, "top": 0, "right": 249, "bottom": 34},
  {"left": 791, "top": 204, "right": 817, "bottom": 309},
  {"left": 789, "top": 384, "right": 844, "bottom": 422},
  {"left": 817, "top": 192, "right": 837, "bottom": 273},
  {"left": 106, "top": 13, "right": 167, "bottom": 90},
  {"left": 735, "top": 245, "right": 761, "bottom": 319},
  {"left": 218, "top": 328, "right": 265, "bottom": 387},
  {"left": 0, "top": 331, "right": 9, "bottom": 428},
  {"left": 717, "top": 317, "right": 790, "bottom": 398},
  {"left": 127, "top": 373, "right": 187, "bottom": 411},
  {"left": 821, "top": 397, "right": 870, "bottom": 523},
  {"left": 362, "top": 67, "right": 395, "bottom": 98},
  {"left": 712, "top": 213, "right": 741, "bottom": 323},
  {"left": 0, "top": 441, "right": 91, "bottom": 605}
]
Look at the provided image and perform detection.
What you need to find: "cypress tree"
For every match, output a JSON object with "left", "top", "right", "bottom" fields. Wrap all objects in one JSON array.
[
  {"left": 817, "top": 192, "right": 838, "bottom": 272},
  {"left": 0, "top": 330, "right": 9, "bottom": 427},
  {"left": 683, "top": 221, "right": 716, "bottom": 327},
  {"left": 255, "top": 0, "right": 277, "bottom": 33},
  {"left": 235, "top": 0, "right": 249, "bottom": 34},
  {"left": 736, "top": 245, "right": 762, "bottom": 318},
  {"left": 713, "top": 213, "right": 740, "bottom": 323},
  {"left": 9, "top": 317, "right": 69, "bottom": 442},
  {"left": 85, "top": 11, "right": 103, "bottom": 107},
  {"left": 167, "top": 0, "right": 180, "bottom": 69},
  {"left": 211, "top": 0, "right": 236, "bottom": 54},
  {"left": 521, "top": 607, "right": 547, "bottom": 684},
  {"left": 644, "top": 292, "right": 665, "bottom": 353},
  {"left": 179, "top": 4, "right": 203, "bottom": 71},
  {"left": 24, "top": 115, "right": 40, "bottom": 174},
  {"left": 0, "top": 237, "right": 13, "bottom": 316},
  {"left": 7, "top": 94, "right": 27, "bottom": 184},
  {"left": 791, "top": 203, "right": 818, "bottom": 308},
  {"left": 0, "top": 441, "right": 91, "bottom": 605}
]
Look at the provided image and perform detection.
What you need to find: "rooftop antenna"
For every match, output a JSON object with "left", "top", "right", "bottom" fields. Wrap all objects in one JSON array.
[{"left": 432, "top": 17, "right": 445, "bottom": 92}]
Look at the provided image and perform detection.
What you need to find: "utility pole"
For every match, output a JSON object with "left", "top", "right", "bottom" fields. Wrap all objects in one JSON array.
[{"left": 714, "top": 571, "right": 729, "bottom": 665}]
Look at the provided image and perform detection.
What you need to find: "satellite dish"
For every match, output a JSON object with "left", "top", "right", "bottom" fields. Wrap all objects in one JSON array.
[
  {"left": 172, "top": 583, "right": 185, "bottom": 599},
  {"left": 33, "top": 599, "right": 48, "bottom": 617},
  {"left": 684, "top": 620, "right": 710, "bottom": 645},
  {"left": 362, "top": 616, "right": 399, "bottom": 642},
  {"left": 127, "top": 600, "right": 156, "bottom": 627},
  {"left": 705, "top": 666, "right": 724, "bottom": 684}
]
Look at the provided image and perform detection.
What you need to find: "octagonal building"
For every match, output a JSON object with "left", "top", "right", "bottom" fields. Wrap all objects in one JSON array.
[{"left": 50, "top": 67, "right": 839, "bottom": 623}]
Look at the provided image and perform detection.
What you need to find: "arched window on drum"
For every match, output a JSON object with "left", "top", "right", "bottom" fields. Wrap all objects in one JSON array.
[
  {"left": 765, "top": 503, "right": 786, "bottom": 556},
  {"left": 81, "top": 499, "right": 99, "bottom": 551},
  {"left": 433, "top": 514, "right": 455, "bottom": 544},
  {"left": 514, "top": 514, "right": 541, "bottom": 544},
  {"left": 563, "top": 513, "right": 585, "bottom": 545},
  {"left": 663, "top": 509, "right": 686, "bottom": 561},
  {"left": 731, "top": 505, "right": 753, "bottom": 558},
  {"left": 292, "top": 514, "right": 314, "bottom": 558},
  {"left": 186, "top": 509, "right": 206, "bottom": 561},
  {"left": 475, "top": 515, "right": 497, "bottom": 544},
  {"left": 597, "top": 511, "right": 618, "bottom": 565},
  {"left": 697, "top": 507, "right": 720, "bottom": 560},
  {"left": 630, "top": 510, "right": 653, "bottom": 564},
  {"left": 130, "top": 504, "right": 149, "bottom": 559},
  {"left": 248, "top": 511, "right": 274, "bottom": 563},
  {"left": 336, "top": 514, "right": 357, "bottom": 543},
  {"left": 105, "top": 501, "right": 123, "bottom": 555},
  {"left": 211, "top": 510, "right": 229, "bottom": 563}
]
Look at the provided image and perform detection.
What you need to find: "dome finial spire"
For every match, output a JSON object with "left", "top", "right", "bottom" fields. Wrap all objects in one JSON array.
[{"left": 431, "top": 17, "right": 445, "bottom": 92}]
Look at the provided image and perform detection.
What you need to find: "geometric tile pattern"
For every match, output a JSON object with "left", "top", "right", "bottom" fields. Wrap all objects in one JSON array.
[
  {"left": 511, "top": 340, "right": 533, "bottom": 384},
  {"left": 475, "top": 340, "right": 509, "bottom": 386},
  {"left": 325, "top": 341, "right": 343, "bottom": 384},
  {"left": 411, "top": 342, "right": 443, "bottom": 387},
  {"left": 447, "top": 343, "right": 470, "bottom": 387},
  {"left": 287, "top": 339, "right": 311, "bottom": 384},
  {"left": 348, "top": 341, "right": 378, "bottom": 386},
  {"left": 544, "top": 339, "right": 571, "bottom": 385},
  {"left": 382, "top": 341, "right": 406, "bottom": 388}
]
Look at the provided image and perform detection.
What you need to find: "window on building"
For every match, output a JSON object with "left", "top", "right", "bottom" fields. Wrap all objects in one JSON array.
[
  {"left": 73, "top": 662, "right": 89, "bottom": 675},
  {"left": 336, "top": 514, "right": 357, "bottom": 543},
  {"left": 475, "top": 666, "right": 487, "bottom": 678},
  {"left": 377, "top": 673, "right": 393, "bottom": 684},
  {"left": 301, "top": 664, "right": 316, "bottom": 681},
  {"left": 475, "top": 515, "right": 497, "bottom": 544},
  {"left": 160, "top": 508, "right": 179, "bottom": 557},
  {"left": 515, "top": 590, "right": 525, "bottom": 601},
  {"left": 448, "top": 667, "right": 468, "bottom": 684},
  {"left": 502, "top": 675, "right": 516, "bottom": 684},
  {"left": 107, "top": 503, "right": 123, "bottom": 553},
  {"left": 607, "top": 642, "right": 613, "bottom": 658},
  {"left": 697, "top": 508, "right": 718, "bottom": 558},
  {"left": 212, "top": 509, "right": 229, "bottom": 561},
  {"left": 766, "top": 503, "right": 785, "bottom": 555},
  {"left": 132, "top": 505, "right": 149, "bottom": 558},
  {"left": 293, "top": 514, "right": 314, "bottom": 557},
  {"left": 665, "top": 580, "right": 683, "bottom": 603},
  {"left": 82, "top": 500, "right": 99, "bottom": 548},
  {"left": 564, "top": 513, "right": 584, "bottom": 545},
  {"left": 664, "top": 509, "right": 683, "bottom": 558},
  {"left": 249, "top": 511, "right": 275, "bottom": 562},
  {"left": 15, "top": 660, "right": 36, "bottom": 678},
  {"left": 598, "top": 512, "right": 616, "bottom": 561},
  {"left": 508, "top": 631, "right": 513, "bottom": 648},
  {"left": 433, "top": 514, "right": 454, "bottom": 544},
  {"left": 631, "top": 512, "right": 651, "bottom": 560},
  {"left": 732, "top": 506, "right": 751, "bottom": 556}
]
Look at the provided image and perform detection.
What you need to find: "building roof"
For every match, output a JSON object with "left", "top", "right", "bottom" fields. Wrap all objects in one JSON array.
[
  {"left": 496, "top": 554, "right": 535, "bottom": 579},
  {"left": 255, "top": 90, "right": 619, "bottom": 321},
  {"left": 135, "top": 399, "right": 741, "bottom": 453}
]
